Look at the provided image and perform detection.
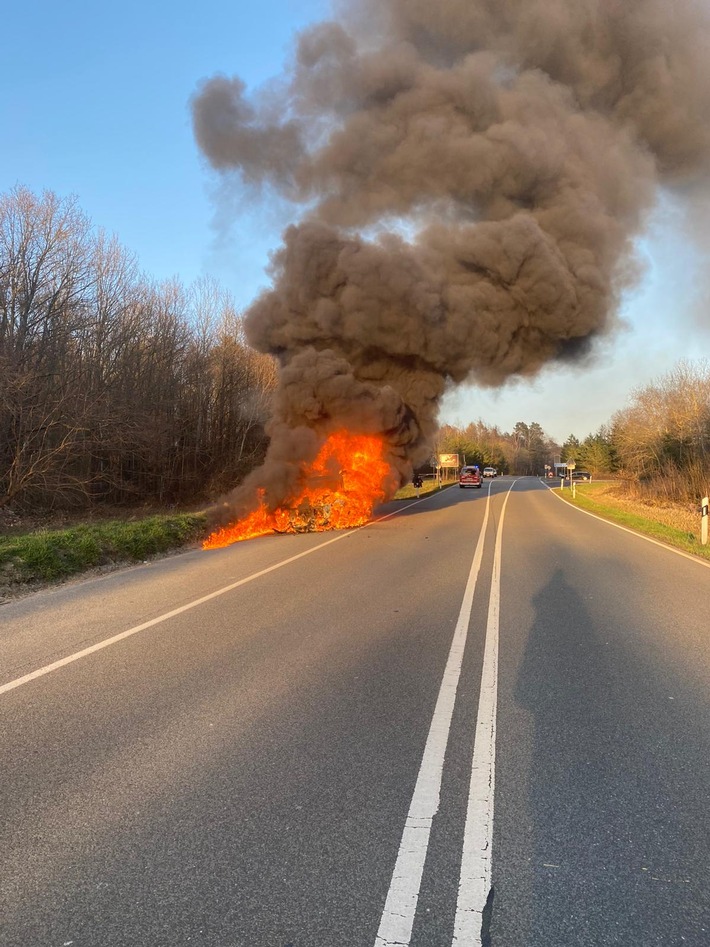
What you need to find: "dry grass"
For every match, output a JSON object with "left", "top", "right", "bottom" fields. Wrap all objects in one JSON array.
[
  {"left": 587, "top": 480, "right": 702, "bottom": 535},
  {"left": 559, "top": 479, "right": 710, "bottom": 562},
  {"left": 394, "top": 478, "right": 449, "bottom": 500}
]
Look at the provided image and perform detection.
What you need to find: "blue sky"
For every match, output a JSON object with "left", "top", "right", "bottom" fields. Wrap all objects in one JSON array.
[{"left": 3, "top": 0, "right": 707, "bottom": 445}]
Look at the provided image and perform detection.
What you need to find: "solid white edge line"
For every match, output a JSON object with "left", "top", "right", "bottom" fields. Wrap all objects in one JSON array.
[
  {"left": 540, "top": 480, "right": 710, "bottom": 570},
  {"left": 0, "top": 498, "right": 431, "bottom": 698},
  {"left": 453, "top": 481, "right": 516, "bottom": 944},
  {"left": 374, "top": 483, "right": 493, "bottom": 947}
]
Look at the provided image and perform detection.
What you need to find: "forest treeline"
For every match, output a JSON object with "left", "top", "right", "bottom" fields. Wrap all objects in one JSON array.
[
  {"left": 435, "top": 419, "right": 556, "bottom": 476},
  {"left": 438, "top": 360, "right": 710, "bottom": 503},
  {"left": 0, "top": 187, "right": 277, "bottom": 510},
  {"left": 2, "top": 186, "right": 707, "bottom": 514}
]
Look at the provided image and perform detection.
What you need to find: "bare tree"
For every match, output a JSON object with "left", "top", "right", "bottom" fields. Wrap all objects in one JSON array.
[
  {"left": 0, "top": 187, "right": 97, "bottom": 507},
  {"left": 0, "top": 186, "right": 278, "bottom": 510},
  {"left": 612, "top": 359, "right": 710, "bottom": 500}
]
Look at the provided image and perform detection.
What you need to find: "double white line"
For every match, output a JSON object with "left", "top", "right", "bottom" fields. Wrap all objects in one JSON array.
[{"left": 375, "top": 482, "right": 515, "bottom": 947}]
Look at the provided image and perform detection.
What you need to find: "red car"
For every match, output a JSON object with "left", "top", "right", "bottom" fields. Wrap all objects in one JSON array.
[{"left": 459, "top": 466, "right": 482, "bottom": 488}]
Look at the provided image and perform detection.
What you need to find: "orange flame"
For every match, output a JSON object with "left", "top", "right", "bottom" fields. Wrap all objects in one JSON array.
[{"left": 203, "top": 430, "right": 394, "bottom": 549}]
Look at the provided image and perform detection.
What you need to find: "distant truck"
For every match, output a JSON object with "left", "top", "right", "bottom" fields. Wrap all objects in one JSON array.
[{"left": 483, "top": 467, "right": 497, "bottom": 478}]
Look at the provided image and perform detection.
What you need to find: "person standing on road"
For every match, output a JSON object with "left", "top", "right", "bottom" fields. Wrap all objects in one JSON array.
[{"left": 412, "top": 473, "right": 423, "bottom": 498}]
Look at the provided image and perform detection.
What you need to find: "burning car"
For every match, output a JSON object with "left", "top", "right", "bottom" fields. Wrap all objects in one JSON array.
[{"left": 203, "top": 430, "right": 395, "bottom": 548}]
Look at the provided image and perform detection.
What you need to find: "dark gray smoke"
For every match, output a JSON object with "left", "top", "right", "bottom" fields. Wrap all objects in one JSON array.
[{"left": 192, "top": 0, "right": 710, "bottom": 522}]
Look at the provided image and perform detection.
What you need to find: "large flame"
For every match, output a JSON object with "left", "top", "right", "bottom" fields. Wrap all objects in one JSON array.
[{"left": 203, "top": 430, "right": 395, "bottom": 549}]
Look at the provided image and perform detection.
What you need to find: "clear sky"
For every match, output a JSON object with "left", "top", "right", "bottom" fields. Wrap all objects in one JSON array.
[{"left": 3, "top": 0, "right": 708, "bottom": 446}]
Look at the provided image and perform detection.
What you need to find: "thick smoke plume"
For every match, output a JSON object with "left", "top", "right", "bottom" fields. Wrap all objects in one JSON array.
[{"left": 192, "top": 0, "right": 710, "bottom": 523}]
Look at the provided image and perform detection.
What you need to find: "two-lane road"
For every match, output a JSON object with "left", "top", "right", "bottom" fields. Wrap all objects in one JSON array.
[{"left": 1, "top": 479, "right": 708, "bottom": 946}]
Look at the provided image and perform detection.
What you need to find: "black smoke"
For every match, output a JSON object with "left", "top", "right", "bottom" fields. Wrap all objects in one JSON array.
[{"left": 192, "top": 0, "right": 710, "bottom": 522}]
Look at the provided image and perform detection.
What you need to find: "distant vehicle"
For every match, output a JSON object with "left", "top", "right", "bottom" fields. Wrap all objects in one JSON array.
[
  {"left": 483, "top": 467, "right": 497, "bottom": 478},
  {"left": 571, "top": 470, "right": 592, "bottom": 481},
  {"left": 459, "top": 466, "right": 482, "bottom": 489}
]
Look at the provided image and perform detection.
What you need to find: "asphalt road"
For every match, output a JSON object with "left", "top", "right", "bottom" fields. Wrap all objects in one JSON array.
[{"left": 1, "top": 478, "right": 708, "bottom": 947}]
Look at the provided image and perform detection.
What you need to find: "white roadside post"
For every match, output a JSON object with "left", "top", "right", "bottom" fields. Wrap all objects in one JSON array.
[{"left": 701, "top": 496, "right": 709, "bottom": 546}]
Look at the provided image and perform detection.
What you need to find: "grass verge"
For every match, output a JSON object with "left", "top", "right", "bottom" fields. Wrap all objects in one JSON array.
[
  {"left": 554, "top": 482, "right": 710, "bottom": 562},
  {"left": 0, "top": 513, "right": 208, "bottom": 596},
  {"left": 394, "top": 479, "right": 454, "bottom": 500},
  {"left": 1, "top": 481, "right": 449, "bottom": 596}
]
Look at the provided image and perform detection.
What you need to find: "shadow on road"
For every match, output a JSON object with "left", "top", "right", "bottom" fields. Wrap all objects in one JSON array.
[{"left": 495, "top": 568, "right": 710, "bottom": 947}]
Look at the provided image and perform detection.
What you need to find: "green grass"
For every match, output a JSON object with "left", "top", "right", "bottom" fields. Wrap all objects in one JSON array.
[
  {"left": 1, "top": 481, "right": 453, "bottom": 593},
  {"left": 5, "top": 479, "right": 705, "bottom": 593},
  {"left": 554, "top": 483, "right": 710, "bottom": 561},
  {"left": 0, "top": 513, "right": 208, "bottom": 590}
]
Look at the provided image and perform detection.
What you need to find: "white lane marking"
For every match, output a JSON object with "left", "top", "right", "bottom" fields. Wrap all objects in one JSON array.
[
  {"left": 0, "top": 500, "right": 424, "bottom": 698},
  {"left": 543, "top": 482, "right": 710, "bottom": 570},
  {"left": 374, "top": 484, "right": 493, "bottom": 947},
  {"left": 453, "top": 481, "right": 515, "bottom": 943}
]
